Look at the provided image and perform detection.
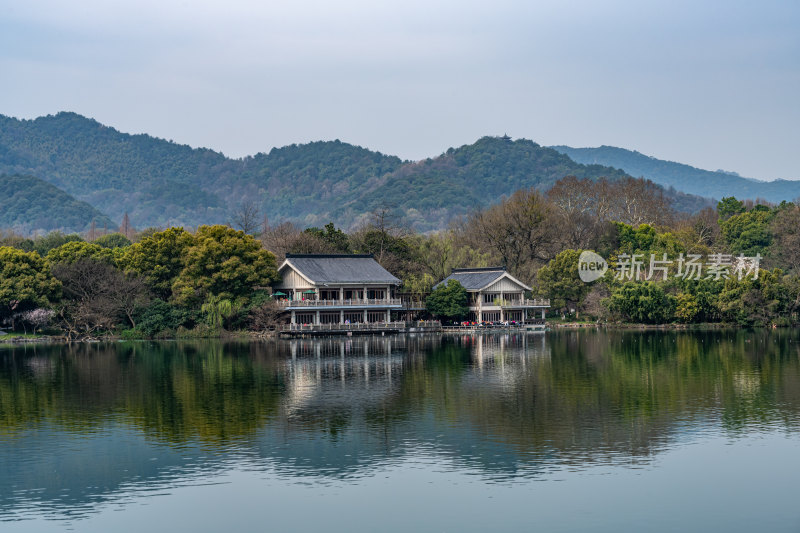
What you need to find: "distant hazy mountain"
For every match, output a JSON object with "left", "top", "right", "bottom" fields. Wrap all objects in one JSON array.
[
  {"left": 0, "top": 112, "right": 711, "bottom": 232},
  {"left": 0, "top": 174, "right": 114, "bottom": 234},
  {"left": 551, "top": 145, "right": 800, "bottom": 203}
]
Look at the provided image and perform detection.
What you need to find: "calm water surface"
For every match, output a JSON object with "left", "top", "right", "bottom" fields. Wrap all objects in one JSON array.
[{"left": 1, "top": 331, "right": 799, "bottom": 532}]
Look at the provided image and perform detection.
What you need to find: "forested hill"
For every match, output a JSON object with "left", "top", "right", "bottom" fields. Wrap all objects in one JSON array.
[
  {"left": 0, "top": 112, "right": 710, "bottom": 232},
  {"left": 347, "top": 136, "right": 633, "bottom": 229},
  {"left": 233, "top": 140, "right": 404, "bottom": 228},
  {"left": 0, "top": 112, "right": 238, "bottom": 228},
  {"left": 551, "top": 145, "right": 800, "bottom": 203},
  {"left": 0, "top": 112, "right": 405, "bottom": 230},
  {"left": 0, "top": 174, "right": 114, "bottom": 233}
]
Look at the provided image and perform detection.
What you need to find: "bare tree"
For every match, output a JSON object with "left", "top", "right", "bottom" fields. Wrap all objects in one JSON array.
[
  {"left": 230, "top": 200, "right": 261, "bottom": 235},
  {"left": 461, "top": 188, "right": 560, "bottom": 280},
  {"left": 409, "top": 231, "right": 490, "bottom": 282},
  {"left": 52, "top": 259, "right": 150, "bottom": 338},
  {"left": 260, "top": 221, "right": 299, "bottom": 261},
  {"left": 248, "top": 299, "right": 282, "bottom": 333},
  {"left": 120, "top": 212, "right": 133, "bottom": 240},
  {"left": 611, "top": 178, "right": 673, "bottom": 227},
  {"left": 548, "top": 176, "right": 674, "bottom": 229},
  {"left": 260, "top": 221, "right": 338, "bottom": 262},
  {"left": 770, "top": 204, "right": 800, "bottom": 273}
]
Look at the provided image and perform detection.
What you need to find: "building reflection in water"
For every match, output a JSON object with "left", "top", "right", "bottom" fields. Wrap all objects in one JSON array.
[{"left": 1, "top": 330, "right": 800, "bottom": 522}]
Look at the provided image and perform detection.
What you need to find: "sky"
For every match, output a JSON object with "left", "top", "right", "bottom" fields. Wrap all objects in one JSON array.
[{"left": 1, "top": 0, "right": 798, "bottom": 180}]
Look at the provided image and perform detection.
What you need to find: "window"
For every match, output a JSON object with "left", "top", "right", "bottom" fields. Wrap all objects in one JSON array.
[
  {"left": 367, "top": 311, "right": 387, "bottom": 323},
  {"left": 296, "top": 313, "right": 315, "bottom": 324}
]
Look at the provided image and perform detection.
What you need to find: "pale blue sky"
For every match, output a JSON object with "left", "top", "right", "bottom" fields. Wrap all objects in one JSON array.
[{"left": 1, "top": 0, "right": 798, "bottom": 180}]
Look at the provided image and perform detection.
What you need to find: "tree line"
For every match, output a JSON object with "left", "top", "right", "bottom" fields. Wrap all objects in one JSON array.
[{"left": 2, "top": 176, "right": 800, "bottom": 337}]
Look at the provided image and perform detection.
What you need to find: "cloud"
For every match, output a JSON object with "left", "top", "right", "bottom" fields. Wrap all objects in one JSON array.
[{"left": 0, "top": 0, "right": 798, "bottom": 178}]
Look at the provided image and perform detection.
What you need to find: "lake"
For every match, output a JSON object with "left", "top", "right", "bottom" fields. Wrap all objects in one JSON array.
[{"left": 1, "top": 330, "right": 799, "bottom": 532}]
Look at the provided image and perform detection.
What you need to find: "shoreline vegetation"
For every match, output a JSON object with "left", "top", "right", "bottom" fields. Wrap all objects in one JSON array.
[
  {"left": 0, "top": 322, "right": 785, "bottom": 346},
  {"left": 2, "top": 179, "right": 800, "bottom": 341}
]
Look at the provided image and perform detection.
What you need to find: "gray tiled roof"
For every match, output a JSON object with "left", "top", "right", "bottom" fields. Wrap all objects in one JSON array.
[
  {"left": 285, "top": 254, "right": 401, "bottom": 285},
  {"left": 434, "top": 268, "right": 506, "bottom": 290}
]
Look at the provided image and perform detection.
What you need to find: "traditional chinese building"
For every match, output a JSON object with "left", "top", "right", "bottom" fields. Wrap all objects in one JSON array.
[
  {"left": 434, "top": 267, "right": 549, "bottom": 322},
  {"left": 273, "top": 254, "right": 403, "bottom": 325}
]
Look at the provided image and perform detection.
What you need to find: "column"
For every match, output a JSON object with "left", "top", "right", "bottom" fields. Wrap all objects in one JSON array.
[
  {"left": 541, "top": 309, "right": 545, "bottom": 320},
  {"left": 385, "top": 309, "right": 390, "bottom": 323},
  {"left": 315, "top": 310, "right": 320, "bottom": 325},
  {"left": 340, "top": 309, "right": 345, "bottom": 324},
  {"left": 364, "top": 286, "right": 368, "bottom": 302},
  {"left": 291, "top": 311, "right": 296, "bottom": 324},
  {"left": 363, "top": 309, "right": 368, "bottom": 323},
  {"left": 339, "top": 287, "right": 344, "bottom": 301}
]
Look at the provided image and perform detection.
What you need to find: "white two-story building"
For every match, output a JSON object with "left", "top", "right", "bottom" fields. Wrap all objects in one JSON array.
[
  {"left": 273, "top": 254, "right": 403, "bottom": 325},
  {"left": 434, "top": 267, "right": 549, "bottom": 323}
]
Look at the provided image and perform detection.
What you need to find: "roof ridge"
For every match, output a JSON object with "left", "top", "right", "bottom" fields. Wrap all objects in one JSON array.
[
  {"left": 450, "top": 266, "right": 506, "bottom": 273},
  {"left": 286, "top": 253, "right": 375, "bottom": 259}
]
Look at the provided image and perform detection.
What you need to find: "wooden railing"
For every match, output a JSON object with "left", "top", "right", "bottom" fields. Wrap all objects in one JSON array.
[
  {"left": 478, "top": 299, "right": 550, "bottom": 308},
  {"left": 441, "top": 320, "right": 547, "bottom": 331},
  {"left": 280, "top": 321, "right": 406, "bottom": 332},
  {"left": 277, "top": 298, "right": 403, "bottom": 308},
  {"left": 406, "top": 320, "right": 441, "bottom": 328},
  {"left": 400, "top": 298, "right": 426, "bottom": 309}
]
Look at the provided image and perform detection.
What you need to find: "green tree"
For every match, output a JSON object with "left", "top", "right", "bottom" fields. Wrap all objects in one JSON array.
[
  {"left": 133, "top": 300, "right": 198, "bottom": 337},
  {"left": 95, "top": 232, "right": 132, "bottom": 249},
  {"left": 716, "top": 268, "right": 791, "bottom": 326},
  {"left": 426, "top": 280, "right": 469, "bottom": 321},
  {"left": 719, "top": 209, "right": 775, "bottom": 256},
  {"left": 609, "top": 281, "right": 675, "bottom": 324},
  {"left": 0, "top": 246, "right": 62, "bottom": 327},
  {"left": 717, "top": 197, "right": 746, "bottom": 220},
  {"left": 409, "top": 231, "right": 490, "bottom": 282},
  {"left": 171, "top": 225, "right": 278, "bottom": 306},
  {"left": 201, "top": 294, "right": 240, "bottom": 330},
  {"left": 615, "top": 223, "right": 657, "bottom": 255},
  {"left": 46, "top": 241, "right": 116, "bottom": 265},
  {"left": 665, "top": 278, "right": 723, "bottom": 323},
  {"left": 32, "top": 232, "right": 84, "bottom": 256},
  {"left": 121, "top": 227, "right": 196, "bottom": 300},
  {"left": 304, "top": 222, "right": 351, "bottom": 252},
  {"left": 0, "top": 230, "right": 34, "bottom": 252},
  {"left": 536, "top": 249, "right": 592, "bottom": 315},
  {"left": 403, "top": 273, "right": 436, "bottom": 300},
  {"left": 674, "top": 293, "right": 699, "bottom": 323}
]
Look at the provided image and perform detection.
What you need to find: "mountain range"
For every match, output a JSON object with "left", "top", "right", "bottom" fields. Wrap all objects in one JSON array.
[
  {"left": 551, "top": 145, "right": 800, "bottom": 203},
  {"left": 1, "top": 112, "right": 793, "bottom": 234}
]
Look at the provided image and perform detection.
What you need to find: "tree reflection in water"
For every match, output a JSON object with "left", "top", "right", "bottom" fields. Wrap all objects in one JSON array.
[{"left": 1, "top": 330, "right": 799, "bottom": 520}]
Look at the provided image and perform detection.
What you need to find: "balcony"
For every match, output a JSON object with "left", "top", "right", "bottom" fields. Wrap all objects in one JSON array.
[
  {"left": 399, "top": 297, "right": 426, "bottom": 310},
  {"left": 276, "top": 298, "right": 403, "bottom": 309},
  {"left": 476, "top": 298, "right": 550, "bottom": 309}
]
